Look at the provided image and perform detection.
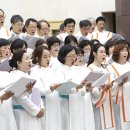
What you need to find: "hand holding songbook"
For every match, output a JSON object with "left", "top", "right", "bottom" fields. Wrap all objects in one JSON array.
[
  {"left": 90, "top": 72, "right": 111, "bottom": 88},
  {"left": 86, "top": 83, "right": 93, "bottom": 92},
  {"left": 76, "top": 80, "right": 87, "bottom": 91},
  {"left": 56, "top": 81, "right": 79, "bottom": 95},
  {"left": 0, "top": 91, "right": 14, "bottom": 102},
  {"left": 4, "top": 77, "right": 36, "bottom": 97},
  {"left": 118, "top": 77, "right": 128, "bottom": 87},
  {"left": 50, "top": 83, "right": 60, "bottom": 91},
  {"left": 36, "top": 108, "right": 45, "bottom": 118},
  {"left": 114, "top": 71, "right": 130, "bottom": 86},
  {"left": 26, "top": 81, "right": 36, "bottom": 94},
  {"left": 84, "top": 71, "right": 104, "bottom": 83},
  {"left": 101, "top": 82, "right": 113, "bottom": 91}
]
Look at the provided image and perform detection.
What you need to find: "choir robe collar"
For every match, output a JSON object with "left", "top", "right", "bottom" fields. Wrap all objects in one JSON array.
[{"left": 61, "top": 64, "right": 72, "bottom": 70}]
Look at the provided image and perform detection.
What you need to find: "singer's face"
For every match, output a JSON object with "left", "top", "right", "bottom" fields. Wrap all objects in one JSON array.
[
  {"left": 64, "top": 49, "right": 77, "bottom": 67},
  {"left": 65, "top": 23, "right": 75, "bottom": 35},
  {"left": 38, "top": 22, "right": 50, "bottom": 37},
  {"left": 0, "top": 45, "right": 11, "bottom": 58}
]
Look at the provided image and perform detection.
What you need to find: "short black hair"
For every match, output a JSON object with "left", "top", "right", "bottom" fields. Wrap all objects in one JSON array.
[
  {"left": 104, "top": 39, "right": 115, "bottom": 55},
  {"left": 59, "top": 23, "right": 64, "bottom": 30},
  {"left": 22, "top": 18, "right": 37, "bottom": 32},
  {"left": 46, "top": 36, "right": 60, "bottom": 50},
  {"left": 91, "top": 39, "right": 100, "bottom": 45},
  {"left": 96, "top": 16, "right": 106, "bottom": 24},
  {"left": 75, "top": 47, "right": 84, "bottom": 55},
  {"left": 64, "top": 18, "right": 76, "bottom": 27},
  {"left": 10, "top": 15, "right": 23, "bottom": 24},
  {"left": 64, "top": 35, "right": 78, "bottom": 46},
  {"left": 79, "top": 20, "right": 91, "bottom": 28},
  {"left": 79, "top": 40, "right": 92, "bottom": 49},
  {"left": 25, "top": 18, "right": 37, "bottom": 27},
  {"left": 35, "top": 39, "right": 46, "bottom": 48},
  {"left": 58, "top": 44, "right": 76, "bottom": 64},
  {"left": 0, "top": 38, "right": 10, "bottom": 47},
  {"left": 37, "top": 19, "right": 50, "bottom": 29},
  {"left": 10, "top": 39, "right": 28, "bottom": 53},
  {"left": 9, "top": 50, "right": 26, "bottom": 69}
]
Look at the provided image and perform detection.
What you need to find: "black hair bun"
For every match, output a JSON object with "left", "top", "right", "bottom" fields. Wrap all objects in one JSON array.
[{"left": 9, "top": 59, "right": 17, "bottom": 68}]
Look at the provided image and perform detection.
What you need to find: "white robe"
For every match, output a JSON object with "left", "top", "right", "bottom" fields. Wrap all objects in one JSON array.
[
  {"left": 31, "top": 65, "right": 61, "bottom": 130},
  {"left": 107, "top": 62, "right": 130, "bottom": 130},
  {"left": 10, "top": 70, "right": 42, "bottom": 130},
  {"left": 56, "top": 64, "right": 91, "bottom": 130},
  {"left": 74, "top": 31, "right": 92, "bottom": 41},
  {"left": 88, "top": 64, "right": 116, "bottom": 130},
  {"left": 91, "top": 30, "right": 113, "bottom": 44},
  {"left": 70, "top": 65, "right": 95, "bottom": 130},
  {"left": 49, "top": 56, "right": 62, "bottom": 73},
  {"left": 0, "top": 71, "right": 17, "bottom": 130},
  {"left": 35, "top": 33, "right": 49, "bottom": 41},
  {"left": 55, "top": 64, "right": 77, "bottom": 130}
]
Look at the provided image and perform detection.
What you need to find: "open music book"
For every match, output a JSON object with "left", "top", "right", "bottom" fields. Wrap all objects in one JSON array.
[
  {"left": 4, "top": 77, "right": 36, "bottom": 97},
  {"left": 92, "top": 72, "right": 110, "bottom": 88},
  {"left": 56, "top": 81, "right": 79, "bottom": 95},
  {"left": 84, "top": 71, "right": 104, "bottom": 83},
  {"left": 113, "top": 70, "right": 130, "bottom": 85},
  {"left": 57, "top": 81, "right": 78, "bottom": 91},
  {"left": 56, "top": 72, "right": 109, "bottom": 94}
]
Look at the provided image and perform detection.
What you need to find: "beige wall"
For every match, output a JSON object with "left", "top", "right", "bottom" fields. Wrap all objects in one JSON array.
[{"left": 1, "top": 0, "right": 115, "bottom": 32}]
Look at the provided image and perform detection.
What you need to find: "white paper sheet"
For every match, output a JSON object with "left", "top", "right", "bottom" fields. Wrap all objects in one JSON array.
[
  {"left": 4, "top": 77, "right": 36, "bottom": 97},
  {"left": 113, "top": 70, "right": 130, "bottom": 85},
  {"left": 57, "top": 81, "right": 78, "bottom": 92},
  {"left": 92, "top": 73, "right": 110, "bottom": 88},
  {"left": 84, "top": 71, "right": 104, "bottom": 83}
]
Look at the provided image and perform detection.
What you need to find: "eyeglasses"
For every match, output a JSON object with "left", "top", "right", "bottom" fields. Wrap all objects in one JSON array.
[
  {"left": 15, "top": 23, "right": 23, "bottom": 27},
  {"left": 27, "top": 26, "right": 37, "bottom": 29},
  {"left": 52, "top": 44, "right": 59, "bottom": 47},
  {"left": 70, "top": 42, "right": 78, "bottom": 47},
  {"left": 66, "top": 54, "right": 77, "bottom": 58},
  {"left": 40, "top": 28, "right": 50, "bottom": 32}
]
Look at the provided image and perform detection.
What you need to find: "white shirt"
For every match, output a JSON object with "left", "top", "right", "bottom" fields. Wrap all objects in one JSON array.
[
  {"left": 91, "top": 30, "right": 113, "bottom": 44},
  {"left": 9, "top": 30, "right": 25, "bottom": 40},
  {"left": 57, "top": 32, "right": 69, "bottom": 42},
  {"left": 35, "top": 33, "right": 49, "bottom": 41},
  {"left": 74, "top": 32, "right": 92, "bottom": 41}
]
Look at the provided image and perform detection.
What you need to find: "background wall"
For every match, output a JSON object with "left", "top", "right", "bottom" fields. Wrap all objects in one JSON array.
[
  {"left": 1, "top": 0, "right": 115, "bottom": 32},
  {"left": 116, "top": 0, "right": 130, "bottom": 42}
]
